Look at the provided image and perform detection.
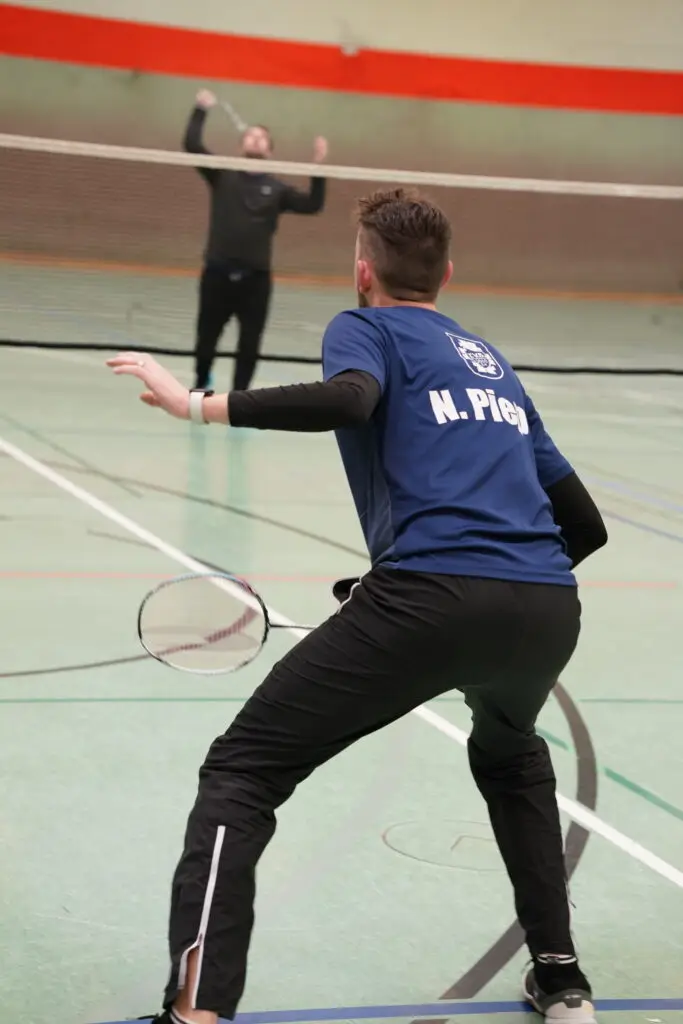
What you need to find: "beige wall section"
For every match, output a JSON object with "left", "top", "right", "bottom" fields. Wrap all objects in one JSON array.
[
  {"left": 2, "top": 59, "right": 682, "bottom": 184},
  {"left": 1, "top": 58, "right": 682, "bottom": 292},
  {"left": 15, "top": 0, "right": 683, "bottom": 69}
]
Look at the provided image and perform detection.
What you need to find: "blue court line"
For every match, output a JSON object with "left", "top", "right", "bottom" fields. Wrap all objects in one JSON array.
[
  {"left": 601, "top": 509, "right": 683, "bottom": 545},
  {"left": 95, "top": 997, "right": 683, "bottom": 1023},
  {"left": 586, "top": 475, "right": 683, "bottom": 516}
]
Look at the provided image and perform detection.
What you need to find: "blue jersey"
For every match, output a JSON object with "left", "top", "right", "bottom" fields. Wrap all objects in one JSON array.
[{"left": 322, "top": 306, "right": 575, "bottom": 586}]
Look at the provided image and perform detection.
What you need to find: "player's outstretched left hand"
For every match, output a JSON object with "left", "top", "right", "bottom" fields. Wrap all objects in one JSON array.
[
  {"left": 106, "top": 352, "right": 190, "bottom": 419},
  {"left": 313, "top": 136, "right": 328, "bottom": 163}
]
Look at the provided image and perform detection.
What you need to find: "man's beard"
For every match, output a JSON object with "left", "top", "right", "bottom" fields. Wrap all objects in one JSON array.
[{"left": 244, "top": 151, "right": 266, "bottom": 160}]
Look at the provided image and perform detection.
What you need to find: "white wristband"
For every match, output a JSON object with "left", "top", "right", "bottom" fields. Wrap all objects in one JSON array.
[{"left": 189, "top": 390, "right": 208, "bottom": 424}]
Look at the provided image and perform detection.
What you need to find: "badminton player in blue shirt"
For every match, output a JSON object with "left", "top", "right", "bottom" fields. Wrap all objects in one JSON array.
[{"left": 108, "top": 188, "right": 607, "bottom": 1024}]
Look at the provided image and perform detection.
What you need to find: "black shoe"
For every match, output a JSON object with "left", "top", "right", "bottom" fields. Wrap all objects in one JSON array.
[
  {"left": 135, "top": 1014, "right": 172, "bottom": 1023},
  {"left": 523, "top": 959, "right": 596, "bottom": 1023}
]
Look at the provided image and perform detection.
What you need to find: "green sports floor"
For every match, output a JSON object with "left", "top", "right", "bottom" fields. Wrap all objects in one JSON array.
[{"left": 1, "top": 272, "right": 682, "bottom": 1024}]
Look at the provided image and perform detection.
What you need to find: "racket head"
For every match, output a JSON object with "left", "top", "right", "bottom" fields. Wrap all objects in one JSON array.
[{"left": 137, "top": 572, "right": 269, "bottom": 675}]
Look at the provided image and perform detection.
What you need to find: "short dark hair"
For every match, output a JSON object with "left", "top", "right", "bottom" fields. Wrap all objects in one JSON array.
[{"left": 356, "top": 188, "right": 451, "bottom": 302}]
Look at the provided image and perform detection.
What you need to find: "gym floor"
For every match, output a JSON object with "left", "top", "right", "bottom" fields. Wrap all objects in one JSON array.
[{"left": 1, "top": 273, "right": 682, "bottom": 1024}]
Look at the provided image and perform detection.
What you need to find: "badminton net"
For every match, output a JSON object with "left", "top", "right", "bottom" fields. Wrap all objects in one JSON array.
[{"left": 0, "top": 132, "right": 682, "bottom": 375}]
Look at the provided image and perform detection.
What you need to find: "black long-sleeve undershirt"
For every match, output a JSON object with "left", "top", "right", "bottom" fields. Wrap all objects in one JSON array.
[
  {"left": 228, "top": 371, "right": 381, "bottom": 431},
  {"left": 544, "top": 471, "right": 608, "bottom": 568}
]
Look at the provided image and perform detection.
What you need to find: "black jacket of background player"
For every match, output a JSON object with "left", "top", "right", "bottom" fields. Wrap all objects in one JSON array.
[{"left": 183, "top": 107, "right": 326, "bottom": 272}]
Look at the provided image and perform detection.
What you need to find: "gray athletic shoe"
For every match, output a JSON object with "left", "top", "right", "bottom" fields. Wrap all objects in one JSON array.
[{"left": 524, "top": 965, "right": 596, "bottom": 1024}]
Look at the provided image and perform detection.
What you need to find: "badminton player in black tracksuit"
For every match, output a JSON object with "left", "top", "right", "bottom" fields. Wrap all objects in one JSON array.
[
  {"left": 183, "top": 90, "right": 328, "bottom": 392},
  {"left": 108, "top": 189, "right": 607, "bottom": 1024}
]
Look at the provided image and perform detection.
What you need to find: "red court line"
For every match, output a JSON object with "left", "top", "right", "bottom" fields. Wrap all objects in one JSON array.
[
  {"left": 2, "top": 3, "right": 683, "bottom": 114},
  {"left": 580, "top": 580, "right": 678, "bottom": 589},
  {"left": 0, "top": 570, "right": 338, "bottom": 583},
  {"left": 0, "top": 571, "right": 677, "bottom": 588}
]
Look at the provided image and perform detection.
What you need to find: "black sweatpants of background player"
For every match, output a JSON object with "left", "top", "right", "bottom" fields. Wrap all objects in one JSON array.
[
  {"left": 163, "top": 568, "right": 581, "bottom": 1019},
  {"left": 194, "top": 264, "right": 272, "bottom": 392}
]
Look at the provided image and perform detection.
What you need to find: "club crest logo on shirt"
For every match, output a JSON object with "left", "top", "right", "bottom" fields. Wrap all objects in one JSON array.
[
  {"left": 446, "top": 334, "right": 504, "bottom": 380},
  {"left": 261, "top": 185, "right": 273, "bottom": 195}
]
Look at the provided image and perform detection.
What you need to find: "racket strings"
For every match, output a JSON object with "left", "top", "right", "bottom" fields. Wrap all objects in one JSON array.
[
  {"left": 139, "top": 573, "right": 269, "bottom": 673},
  {"left": 137, "top": 572, "right": 317, "bottom": 675},
  {"left": 153, "top": 604, "right": 261, "bottom": 659}
]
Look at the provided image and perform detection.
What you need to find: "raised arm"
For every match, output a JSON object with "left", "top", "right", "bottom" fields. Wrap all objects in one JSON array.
[
  {"left": 280, "top": 178, "right": 326, "bottom": 215},
  {"left": 182, "top": 90, "right": 219, "bottom": 187},
  {"left": 279, "top": 135, "right": 328, "bottom": 215}
]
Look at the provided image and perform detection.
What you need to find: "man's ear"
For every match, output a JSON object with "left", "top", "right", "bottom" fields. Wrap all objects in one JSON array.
[{"left": 356, "top": 259, "right": 373, "bottom": 295}]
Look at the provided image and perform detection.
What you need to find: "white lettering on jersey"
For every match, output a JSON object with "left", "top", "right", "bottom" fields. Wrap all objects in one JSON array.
[
  {"left": 466, "top": 387, "right": 490, "bottom": 420},
  {"left": 430, "top": 388, "right": 529, "bottom": 435},
  {"left": 429, "top": 389, "right": 461, "bottom": 424},
  {"left": 516, "top": 402, "right": 529, "bottom": 435},
  {"left": 486, "top": 388, "right": 503, "bottom": 422},
  {"left": 497, "top": 397, "right": 518, "bottom": 426}
]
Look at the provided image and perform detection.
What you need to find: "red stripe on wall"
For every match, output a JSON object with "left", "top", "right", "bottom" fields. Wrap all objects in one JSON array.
[{"left": 2, "top": 3, "right": 683, "bottom": 115}]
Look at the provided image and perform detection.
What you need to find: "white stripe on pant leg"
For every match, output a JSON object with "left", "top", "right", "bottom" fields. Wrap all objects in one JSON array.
[
  {"left": 178, "top": 825, "right": 226, "bottom": 1006},
  {"left": 177, "top": 941, "right": 199, "bottom": 991}
]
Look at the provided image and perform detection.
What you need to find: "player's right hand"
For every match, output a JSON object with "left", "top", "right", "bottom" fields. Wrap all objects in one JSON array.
[
  {"left": 196, "top": 89, "right": 217, "bottom": 109},
  {"left": 106, "top": 353, "right": 191, "bottom": 421}
]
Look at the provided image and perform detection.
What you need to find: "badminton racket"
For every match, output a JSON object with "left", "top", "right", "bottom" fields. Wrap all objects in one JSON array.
[
  {"left": 137, "top": 572, "right": 316, "bottom": 675},
  {"left": 218, "top": 98, "right": 248, "bottom": 133}
]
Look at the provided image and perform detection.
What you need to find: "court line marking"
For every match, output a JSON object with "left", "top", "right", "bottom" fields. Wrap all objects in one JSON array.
[
  {"left": 601, "top": 510, "right": 683, "bottom": 546},
  {"left": 2, "top": 433, "right": 683, "bottom": 892},
  {"left": 603, "top": 768, "right": 683, "bottom": 824},
  {"left": 0, "top": 570, "right": 676, "bottom": 589},
  {"left": 3, "top": 691, "right": 682, "bottom": 824},
  {"left": 535, "top": 730, "right": 683, "bottom": 826},
  {"left": 93, "top": 996, "right": 683, "bottom": 1023},
  {"left": 587, "top": 475, "right": 683, "bottom": 515}
]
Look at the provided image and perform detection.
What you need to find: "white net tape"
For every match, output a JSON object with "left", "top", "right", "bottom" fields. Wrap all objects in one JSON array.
[{"left": 2, "top": 132, "right": 682, "bottom": 201}]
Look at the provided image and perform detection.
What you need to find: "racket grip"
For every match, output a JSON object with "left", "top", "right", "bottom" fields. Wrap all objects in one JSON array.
[{"left": 332, "top": 577, "right": 361, "bottom": 604}]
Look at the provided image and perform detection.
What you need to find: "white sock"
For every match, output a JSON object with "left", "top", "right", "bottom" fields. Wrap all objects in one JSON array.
[
  {"left": 536, "top": 953, "right": 578, "bottom": 966},
  {"left": 170, "top": 1010, "right": 196, "bottom": 1024}
]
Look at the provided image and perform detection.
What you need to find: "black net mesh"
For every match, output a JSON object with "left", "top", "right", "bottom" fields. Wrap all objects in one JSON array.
[{"left": 1, "top": 137, "right": 682, "bottom": 374}]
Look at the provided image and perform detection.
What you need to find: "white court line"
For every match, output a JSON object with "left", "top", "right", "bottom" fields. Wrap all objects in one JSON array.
[{"left": 2, "top": 433, "right": 683, "bottom": 892}]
